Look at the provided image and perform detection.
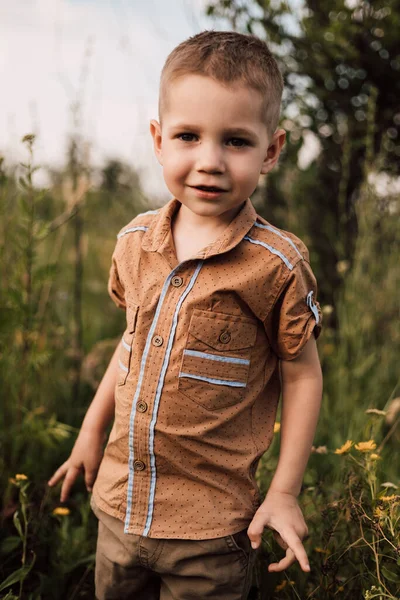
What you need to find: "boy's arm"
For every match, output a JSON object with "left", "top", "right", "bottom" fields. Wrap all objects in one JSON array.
[
  {"left": 48, "top": 339, "right": 120, "bottom": 502},
  {"left": 247, "top": 334, "right": 323, "bottom": 572}
]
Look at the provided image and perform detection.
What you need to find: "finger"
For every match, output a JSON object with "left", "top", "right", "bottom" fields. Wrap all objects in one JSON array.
[
  {"left": 84, "top": 468, "right": 98, "bottom": 493},
  {"left": 280, "top": 530, "right": 310, "bottom": 572},
  {"left": 247, "top": 513, "right": 266, "bottom": 549},
  {"left": 268, "top": 547, "right": 296, "bottom": 572},
  {"left": 48, "top": 462, "right": 69, "bottom": 487},
  {"left": 60, "top": 466, "right": 81, "bottom": 503}
]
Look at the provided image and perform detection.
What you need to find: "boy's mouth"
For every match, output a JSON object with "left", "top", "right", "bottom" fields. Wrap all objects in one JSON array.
[{"left": 191, "top": 185, "right": 226, "bottom": 192}]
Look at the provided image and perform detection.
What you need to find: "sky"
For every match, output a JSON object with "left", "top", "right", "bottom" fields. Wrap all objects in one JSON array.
[
  {"left": 0, "top": 0, "right": 222, "bottom": 199},
  {"left": 0, "top": 0, "right": 319, "bottom": 201}
]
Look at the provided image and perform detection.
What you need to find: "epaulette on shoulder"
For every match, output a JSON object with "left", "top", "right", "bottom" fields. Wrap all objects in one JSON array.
[
  {"left": 116, "top": 208, "right": 160, "bottom": 240},
  {"left": 244, "top": 216, "right": 309, "bottom": 271}
]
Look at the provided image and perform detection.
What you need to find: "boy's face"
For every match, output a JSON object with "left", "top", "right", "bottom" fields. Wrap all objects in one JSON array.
[{"left": 150, "top": 74, "right": 285, "bottom": 225}]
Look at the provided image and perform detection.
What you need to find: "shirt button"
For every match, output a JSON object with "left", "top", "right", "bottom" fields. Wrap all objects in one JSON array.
[
  {"left": 152, "top": 335, "right": 163, "bottom": 347},
  {"left": 137, "top": 400, "right": 148, "bottom": 413},
  {"left": 171, "top": 276, "right": 183, "bottom": 287},
  {"left": 219, "top": 331, "right": 231, "bottom": 344},
  {"left": 134, "top": 460, "right": 145, "bottom": 471}
]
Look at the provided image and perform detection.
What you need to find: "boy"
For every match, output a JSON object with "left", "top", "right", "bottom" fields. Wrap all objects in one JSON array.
[{"left": 49, "top": 30, "right": 323, "bottom": 599}]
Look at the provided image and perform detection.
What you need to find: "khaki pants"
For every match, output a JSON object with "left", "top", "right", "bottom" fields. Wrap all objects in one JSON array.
[{"left": 91, "top": 498, "right": 257, "bottom": 600}]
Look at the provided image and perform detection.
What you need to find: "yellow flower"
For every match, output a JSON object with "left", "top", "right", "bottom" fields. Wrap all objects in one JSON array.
[
  {"left": 380, "top": 495, "right": 398, "bottom": 502},
  {"left": 52, "top": 507, "right": 71, "bottom": 516},
  {"left": 374, "top": 507, "right": 385, "bottom": 518},
  {"left": 322, "top": 305, "right": 334, "bottom": 316},
  {"left": 365, "top": 408, "right": 386, "bottom": 416},
  {"left": 15, "top": 474, "right": 28, "bottom": 481},
  {"left": 354, "top": 440, "right": 377, "bottom": 453},
  {"left": 334, "top": 440, "right": 353, "bottom": 454},
  {"left": 315, "top": 547, "right": 330, "bottom": 554},
  {"left": 275, "top": 580, "right": 287, "bottom": 591},
  {"left": 275, "top": 580, "right": 295, "bottom": 592},
  {"left": 273, "top": 422, "right": 281, "bottom": 434},
  {"left": 369, "top": 453, "right": 380, "bottom": 460}
]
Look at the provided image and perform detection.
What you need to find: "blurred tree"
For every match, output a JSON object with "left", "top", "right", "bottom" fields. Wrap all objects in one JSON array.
[{"left": 205, "top": 0, "right": 400, "bottom": 307}]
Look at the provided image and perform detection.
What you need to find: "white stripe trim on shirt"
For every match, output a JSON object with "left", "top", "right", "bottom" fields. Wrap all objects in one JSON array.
[
  {"left": 143, "top": 261, "right": 204, "bottom": 537},
  {"left": 254, "top": 222, "right": 303, "bottom": 259},
  {"left": 136, "top": 209, "right": 160, "bottom": 217},
  {"left": 183, "top": 349, "right": 250, "bottom": 366},
  {"left": 117, "top": 225, "right": 148, "bottom": 239},
  {"left": 306, "top": 290, "right": 320, "bottom": 324},
  {"left": 118, "top": 360, "right": 128, "bottom": 373},
  {"left": 243, "top": 235, "right": 294, "bottom": 270},
  {"left": 121, "top": 337, "right": 132, "bottom": 352},
  {"left": 179, "top": 372, "right": 246, "bottom": 388},
  {"left": 124, "top": 262, "right": 182, "bottom": 532}
]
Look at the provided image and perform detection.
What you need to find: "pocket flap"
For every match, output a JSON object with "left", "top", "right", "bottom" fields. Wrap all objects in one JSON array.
[
  {"left": 126, "top": 303, "right": 139, "bottom": 334},
  {"left": 189, "top": 309, "right": 257, "bottom": 351}
]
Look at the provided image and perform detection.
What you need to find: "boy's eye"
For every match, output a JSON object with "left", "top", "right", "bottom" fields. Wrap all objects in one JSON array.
[
  {"left": 175, "top": 133, "right": 250, "bottom": 147},
  {"left": 227, "top": 138, "right": 249, "bottom": 147},
  {"left": 177, "top": 133, "right": 197, "bottom": 142}
]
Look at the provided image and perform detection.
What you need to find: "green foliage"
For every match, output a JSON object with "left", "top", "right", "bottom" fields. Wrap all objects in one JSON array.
[
  {"left": 1, "top": 476, "right": 96, "bottom": 599},
  {"left": 206, "top": 0, "right": 400, "bottom": 309},
  {"left": 255, "top": 427, "right": 400, "bottom": 599},
  {"left": 0, "top": 137, "right": 148, "bottom": 598}
]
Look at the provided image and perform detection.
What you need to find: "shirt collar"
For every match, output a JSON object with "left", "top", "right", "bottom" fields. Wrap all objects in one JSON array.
[{"left": 141, "top": 197, "right": 257, "bottom": 261}]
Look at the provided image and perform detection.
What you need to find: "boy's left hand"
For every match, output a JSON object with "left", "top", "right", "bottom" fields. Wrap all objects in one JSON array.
[{"left": 247, "top": 490, "right": 310, "bottom": 573}]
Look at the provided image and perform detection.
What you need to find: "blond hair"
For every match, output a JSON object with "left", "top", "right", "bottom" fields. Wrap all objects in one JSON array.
[{"left": 159, "top": 30, "right": 283, "bottom": 136}]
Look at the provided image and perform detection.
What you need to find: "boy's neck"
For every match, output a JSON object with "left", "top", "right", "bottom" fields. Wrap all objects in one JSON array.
[{"left": 172, "top": 200, "right": 245, "bottom": 235}]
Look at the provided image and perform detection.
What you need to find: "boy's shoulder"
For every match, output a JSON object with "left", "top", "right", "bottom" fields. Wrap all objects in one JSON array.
[
  {"left": 115, "top": 207, "right": 160, "bottom": 242},
  {"left": 249, "top": 213, "right": 310, "bottom": 269}
]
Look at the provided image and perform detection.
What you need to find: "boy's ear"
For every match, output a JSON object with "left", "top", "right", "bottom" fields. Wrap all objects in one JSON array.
[
  {"left": 150, "top": 119, "right": 163, "bottom": 166},
  {"left": 260, "top": 128, "right": 286, "bottom": 174}
]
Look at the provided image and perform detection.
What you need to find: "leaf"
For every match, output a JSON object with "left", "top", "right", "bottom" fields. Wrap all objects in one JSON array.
[
  {"left": 12, "top": 511, "right": 23, "bottom": 539},
  {"left": 0, "top": 536, "right": 21, "bottom": 556},
  {"left": 0, "top": 591, "right": 19, "bottom": 599},
  {"left": 17, "top": 194, "right": 30, "bottom": 216},
  {"left": 381, "top": 565, "right": 399, "bottom": 583},
  {"left": 33, "top": 222, "right": 52, "bottom": 242},
  {"left": 0, "top": 554, "right": 36, "bottom": 591}
]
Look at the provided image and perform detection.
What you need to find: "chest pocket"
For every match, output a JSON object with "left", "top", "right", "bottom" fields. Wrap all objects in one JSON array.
[
  {"left": 117, "top": 303, "right": 139, "bottom": 386},
  {"left": 178, "top": 309, "right": 257, "bottom": 410}
]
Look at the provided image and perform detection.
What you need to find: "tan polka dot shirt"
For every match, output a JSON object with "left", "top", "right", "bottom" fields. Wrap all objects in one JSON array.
[{"left": 92, "top": 197, "right": 323, "bottom": 539}]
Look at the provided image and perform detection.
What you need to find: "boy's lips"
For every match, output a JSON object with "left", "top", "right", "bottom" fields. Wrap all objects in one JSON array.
[
  {"left": 189, "top": 184, "right": 228, "bottom": 192},
  {"left": 189, "top": 186, "right": 228, "bottom": 199}
]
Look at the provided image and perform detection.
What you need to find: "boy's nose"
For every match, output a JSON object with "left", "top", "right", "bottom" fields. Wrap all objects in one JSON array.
[{"left": 195, "top": 143, "right": 225, "bottom": 173}]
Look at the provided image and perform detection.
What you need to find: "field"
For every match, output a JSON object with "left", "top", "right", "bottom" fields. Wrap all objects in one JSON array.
[{"left": 0, "top": 132, "right": 399, "bottom": 599}]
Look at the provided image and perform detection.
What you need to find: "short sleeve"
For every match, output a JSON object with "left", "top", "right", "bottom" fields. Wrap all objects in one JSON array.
[
  {"left": 107, "top": 252, "right": 126, "bottom": 310},
  {"left": 264, "top": 259, "right": 322, "bottom": 361}
]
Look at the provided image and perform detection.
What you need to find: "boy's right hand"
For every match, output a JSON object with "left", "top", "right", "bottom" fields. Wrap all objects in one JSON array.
[{"left": 48, "top": 429, "right": 106, "bottom": 502}]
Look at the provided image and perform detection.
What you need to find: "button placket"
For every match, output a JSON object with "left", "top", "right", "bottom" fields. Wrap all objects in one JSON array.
[{"left": 127, "top": 260, "right": 203, "bottom": 535}]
